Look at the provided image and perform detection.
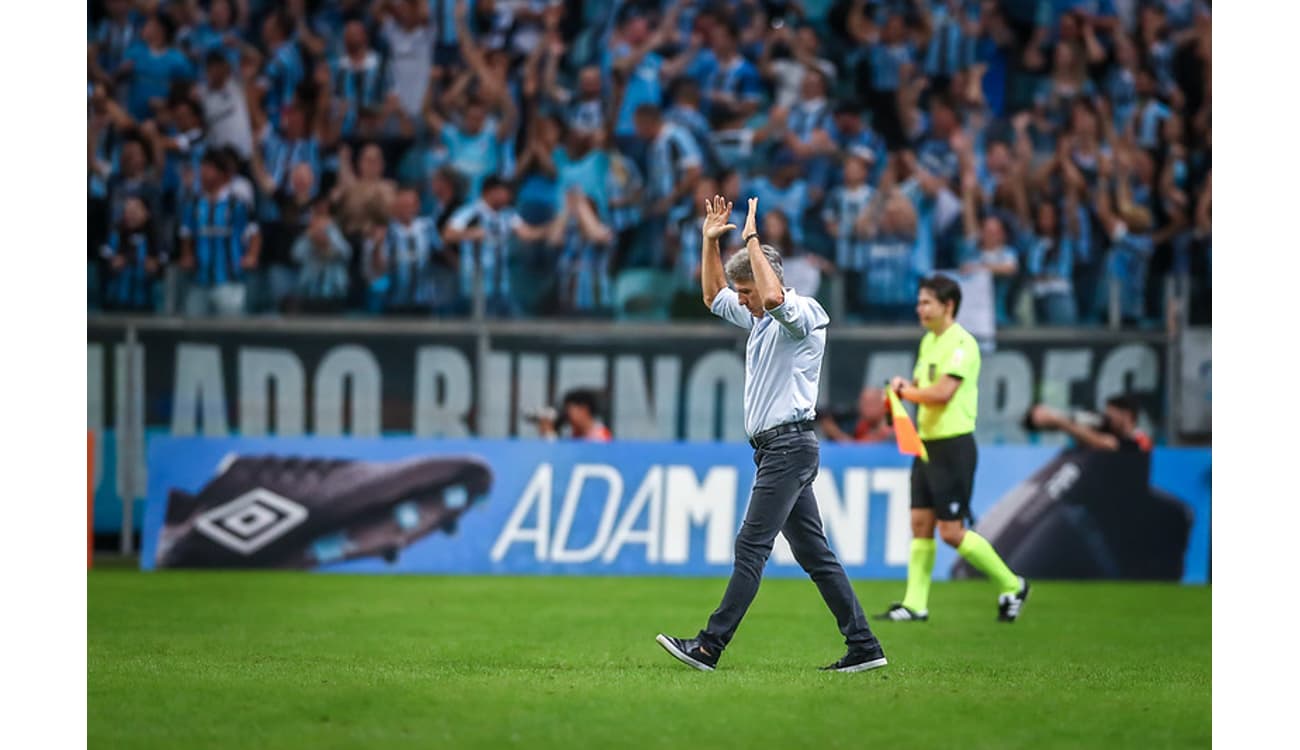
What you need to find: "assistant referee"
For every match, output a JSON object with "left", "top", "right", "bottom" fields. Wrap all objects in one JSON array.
[{"left": 877, "top": 274, "right": 1030, "bottom": 623}]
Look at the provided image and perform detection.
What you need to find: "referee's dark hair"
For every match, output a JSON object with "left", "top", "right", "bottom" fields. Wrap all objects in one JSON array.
[{"left": 919, "top": 274, "right": 963, "bottom": 317}]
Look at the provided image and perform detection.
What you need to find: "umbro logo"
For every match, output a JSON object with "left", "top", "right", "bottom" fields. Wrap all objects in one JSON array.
[{"left": 195, "top": 488, "right": 309, "bottom": 555}]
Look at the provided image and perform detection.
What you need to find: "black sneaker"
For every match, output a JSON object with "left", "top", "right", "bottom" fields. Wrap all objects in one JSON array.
[
  {"left": 998, "top": 577, "right": 1031, "bottom": 622},
  {"left": 820, "top": 645, "right": 888, "bottom": 673},
  {"left": 875, "top": 603, "right": 929, "bottom": 622},
  {"left": 655, "top": 634, "right": 718, "bottom": 672},
  {"left": 156, "top": 453, "right": 493, "bottom": 569}
]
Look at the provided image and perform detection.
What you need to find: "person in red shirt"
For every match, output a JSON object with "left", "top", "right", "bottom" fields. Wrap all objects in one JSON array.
[
  {"left": 820, "top": 387, "right": 894, "bottom": 444},
  {"left": 539, "top": 388, "right": 612, "bottom": 442}
]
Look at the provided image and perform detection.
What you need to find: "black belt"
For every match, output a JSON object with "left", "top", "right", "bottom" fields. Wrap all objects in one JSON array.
[{"left": 749, "top": 420, "right": 815, "bottom": 449}]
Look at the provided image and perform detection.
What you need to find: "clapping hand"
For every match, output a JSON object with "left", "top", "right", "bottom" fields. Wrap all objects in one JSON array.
[
  {"left": 743, "top": 197, "right": 758, "bottom": 239},
  {"left": 701, "top": 195, "right": 736, "bottom": 241}
]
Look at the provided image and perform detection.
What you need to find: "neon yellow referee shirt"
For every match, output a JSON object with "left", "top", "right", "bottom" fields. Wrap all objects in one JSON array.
[{"left": 912, "top": 322, "right": 980, "bottom": 440}]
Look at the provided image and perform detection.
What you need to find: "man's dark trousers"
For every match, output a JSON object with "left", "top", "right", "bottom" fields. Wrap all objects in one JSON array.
[{"left": 697, "top": 430, "right": 881, "bottom": 654}]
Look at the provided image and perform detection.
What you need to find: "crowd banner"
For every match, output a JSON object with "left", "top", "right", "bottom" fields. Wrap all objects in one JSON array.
[
  {"left": 1178, "top": 328, "right": 1212, "bottom": 437},
  {"left": 141, "top": 438, "right": 1211, "bottom": 583}
]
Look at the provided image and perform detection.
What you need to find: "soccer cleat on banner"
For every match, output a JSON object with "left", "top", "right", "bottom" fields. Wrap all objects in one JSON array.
[
  {"left": 655, "top": 634, "right": 718, "bottom": 672},
  {"left": 875, "top": 603, "right": 929, "bottom": 622},
  {"left": 948, "top": 449, "right": 1193, "bottom": 583},
  {"left": 998, "top": 578, "right": 1031, "bottom": 622},
  {"left": 155, "top": 453, "right": 493, "bottom": 569},
  {"left": 819, "top": 645, "right": 889, "bottom": 673}
]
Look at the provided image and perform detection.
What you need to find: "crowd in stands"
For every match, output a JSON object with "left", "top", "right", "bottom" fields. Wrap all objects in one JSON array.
[{"left": 87, "top": 0, "right": 1212, "bottom": 327}]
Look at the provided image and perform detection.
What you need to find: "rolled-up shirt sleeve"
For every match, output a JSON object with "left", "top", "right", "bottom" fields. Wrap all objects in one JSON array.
[
  {"left": 767, "top": 288, "right": 830, "bottom": 340},
  {"left": 710, "top": 287, "right": 754, "bottom": 330}
]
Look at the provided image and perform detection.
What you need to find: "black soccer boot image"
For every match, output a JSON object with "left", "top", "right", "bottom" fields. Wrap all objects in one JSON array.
[
  {"left": 951, "top": 448, "right": 1194, "bottom": 581},
  {"left": 155, "top": 454, "right": 493, "bottom": 569}
]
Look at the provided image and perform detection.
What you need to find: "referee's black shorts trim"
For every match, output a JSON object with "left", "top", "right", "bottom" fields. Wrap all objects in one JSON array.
[{"left": 910, "top": 432, "right": 978, "bottom": 521}]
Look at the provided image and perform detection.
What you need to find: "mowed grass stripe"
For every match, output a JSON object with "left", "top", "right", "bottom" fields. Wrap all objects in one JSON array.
[{"left": 89, "top": 572, "right": 1210, "bottom": 750}]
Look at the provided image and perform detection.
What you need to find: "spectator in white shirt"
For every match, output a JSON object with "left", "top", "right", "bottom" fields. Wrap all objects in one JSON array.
[
  {"left": 197, "top": 50, "right": 253, "bottom": 160},
  {"left": 378, "top": 0, "right": 437, "bottom": 120},
  {"left": 761, "top": 23, "right": 836, "bottom": 110}
]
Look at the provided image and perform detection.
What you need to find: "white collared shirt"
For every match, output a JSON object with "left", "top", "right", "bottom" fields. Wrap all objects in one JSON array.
[{"left": 710, "top": 287, "right": 829, "bottom": 437}]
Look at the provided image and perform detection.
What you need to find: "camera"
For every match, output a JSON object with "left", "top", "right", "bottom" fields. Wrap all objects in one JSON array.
[{"left": 522, "top": 406, "right": 559, "bottom": 424}]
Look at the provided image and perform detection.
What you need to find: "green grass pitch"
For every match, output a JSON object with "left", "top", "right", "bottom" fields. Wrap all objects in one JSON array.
[{"left": 88, "top": 571, "right": 1210, "bottom": 749}]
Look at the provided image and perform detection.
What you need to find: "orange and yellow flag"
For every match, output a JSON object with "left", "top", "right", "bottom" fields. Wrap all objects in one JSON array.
[{"left": 887, "top": 389, "right": 929, "bottom": 462}]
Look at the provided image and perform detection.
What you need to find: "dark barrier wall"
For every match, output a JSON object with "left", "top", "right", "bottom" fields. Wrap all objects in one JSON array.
[{"left": 89, "top": 319, "right": 1171, "bottom": 533}]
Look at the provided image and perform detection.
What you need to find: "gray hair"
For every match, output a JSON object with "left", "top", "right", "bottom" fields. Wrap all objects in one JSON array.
[{"left": 724, "top": 244, "right": 784, "bottom": 284}]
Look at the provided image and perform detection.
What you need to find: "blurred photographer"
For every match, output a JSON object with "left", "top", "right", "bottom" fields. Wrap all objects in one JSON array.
[
  {"left": 1027, "top": 394, "right": 1152, "bottom": 452},
  {"left": 820, "top": 387, "right": 894, "bottom": 444},
  {"left": 533, "top": 388, "right": 612, "bottom": 442}
]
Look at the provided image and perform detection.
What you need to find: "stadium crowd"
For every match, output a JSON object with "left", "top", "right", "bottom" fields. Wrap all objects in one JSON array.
[{"left": 87, "top": 0, "right": 1211, "bottom": 327}]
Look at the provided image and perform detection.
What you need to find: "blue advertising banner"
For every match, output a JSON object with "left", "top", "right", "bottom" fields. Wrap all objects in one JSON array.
[
  {"left": 143, "top": 439, "right": 1211, "bottom": 583},
  {"left": 90, "top": 321, "right": 1180, "bottom": 537}
]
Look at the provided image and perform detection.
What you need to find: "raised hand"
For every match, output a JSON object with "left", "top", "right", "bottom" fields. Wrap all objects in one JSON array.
[
  {"left": 743, "top": 197, "right": 758, "bottom": 237},
  {"left": 701, "top": 195, "right": 737, "bottom": 241}
]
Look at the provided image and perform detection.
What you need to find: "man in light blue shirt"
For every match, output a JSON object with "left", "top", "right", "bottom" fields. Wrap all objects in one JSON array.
[
  {"left": 656, "top": 196, "right": 887, "bottom": 675},
  {"left": 122, "top": 14, "right": 194, "bottom": 121},
  {"left": 691, "top": 24, "right": 763, "bottom": 128},
  {"left": 431, "top": 98, "right": 515, "bottom": 200}
]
